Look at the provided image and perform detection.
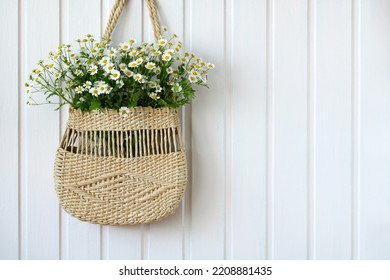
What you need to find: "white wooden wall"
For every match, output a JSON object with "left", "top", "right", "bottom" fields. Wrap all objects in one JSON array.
[{"left": 1, "top": 0, "right": 390, "bottom": 260}]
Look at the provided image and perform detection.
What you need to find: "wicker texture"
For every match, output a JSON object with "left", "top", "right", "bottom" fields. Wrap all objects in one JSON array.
[
  {"left": 54, "top": 107, "right": 187, "bottom": 225},
  {"left": 103, "top": 0, "right": 161, "bottom": 41}
]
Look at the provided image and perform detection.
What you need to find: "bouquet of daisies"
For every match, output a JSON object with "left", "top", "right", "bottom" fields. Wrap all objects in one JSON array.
[{"left": 25, "top": 29, "right": 214, "bottom": 115}]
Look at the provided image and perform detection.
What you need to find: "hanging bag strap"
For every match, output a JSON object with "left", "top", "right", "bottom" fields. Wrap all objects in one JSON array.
[{"left": 103, "top": 0, "right": 162, "bottom": 41}]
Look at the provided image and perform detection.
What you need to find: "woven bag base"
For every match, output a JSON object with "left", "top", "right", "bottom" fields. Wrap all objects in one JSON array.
[{"left": 54, "top": 147, "right": 187, "bottom": 225}]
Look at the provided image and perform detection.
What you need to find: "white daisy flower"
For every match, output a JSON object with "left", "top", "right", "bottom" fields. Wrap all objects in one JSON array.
[
  {"left": 84, "top": 81, "right": 92, "bottom": 89},
  {"left": 94, "top": 80, "right": 102, "bottom": 86},
  {"left": 105, "top": 85, "right": 112, "bottom": 94},
  {"left": 166, "top": 67, "right": 173, "bottom": 74},
  {"left": 119, "top": 63, "right": 127, "bottom": 71},
  {"left": 90, "top": 48, "right": 98, "bottom": 55},
  {"left": 158, "top": 38, "right": 167, "bottom": 47},
  {"left": 104, "top": 63, "right": 115, "bottom": 73},
  {"left": 145, "top": 62, "right": 156, "bottom": 70},
  {"left": 153, "top": 50, "right": 161, "bottom": 56},
  {"left": 105, "top": 48, "right": 117, "bottom": 57},
  {"left": 129, "top": 39, "right": 136, "bottom": 44},
  {"left": 165, "top": 49, "right": 174, "bottom": 55},
  {"left": 133, "top": 74, "right": 143, "bottom": 82},
  {"left": 129, "top": 50, "right": 138, "bottom": 57},
  {"left": 162, "top": 53, "right": 172, "bottom": 62},
  {"left": 99, "top": 56, "right": 110, "bottom": 66},
  {"left": 75, "top": 86, "right": 83, "bottom": 94},
  {"left": 149, "top": 92, "right": 160, "bottom": 100},
  {"left": 191, "top": 70, "right": 199, "bottom": 76},
  {"left": 154, "top": 67, "right": 161, "bottom": 75},
  {"left": 89, "top": 65, "right": 98, "bottom": 75},
  {"left": 136, "top": 58, "right": 143, "bottom": 65},
  {"left": 74, "top": 69, "right": 82, "bottom": 76},
  {"left": 188, "top": 75, "right": 198, "bottom": 83},
  {"left": 155, "top": 85, "right": 162, "bottom": 92},
  {"left": 119, "top": 42, "right": 131, "bottom": 51},
  {"left": 207, "top": 63, "right": 215, "bottom": 69},
  {"left": 139, "top": 48, "right": 146, "bottom": 54},
  {"left": 109, "top": 70, "right": 121, "bottom": 80},
  {"left": 96, "top": 81, "right": 107, "bottom": 94},
  {"left": 128, "top": 61, "right": 138, "bottom": 68},
  {"left": 89, "top": 87, "right": 100, "bottom": 96},
  {"left": 119, "top": 107, "right": 130, "bottom": 118},
  {"left": 172, "top": 83, "right": 182, "bottom": 93},
  {"left": 149, "top": 81, "right": 157, "bottom": 88},
  {"left": 116, "top": 80, "right": 124, "bottom": 88},
  {"left": 180, "top": 57, "right": 187, "bottom": 63},
  {"left": 124, "top": 69, "right": 133, "bottom": 77}
]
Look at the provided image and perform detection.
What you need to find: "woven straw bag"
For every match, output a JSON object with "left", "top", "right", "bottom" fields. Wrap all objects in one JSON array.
[{"left": 54, "top": 0, "right": 187, "bottom": 225}]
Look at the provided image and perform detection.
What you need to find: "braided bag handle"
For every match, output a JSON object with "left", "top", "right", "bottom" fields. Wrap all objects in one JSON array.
[{"left": 103, "top": 0, "right": 161, "bottom": 41}]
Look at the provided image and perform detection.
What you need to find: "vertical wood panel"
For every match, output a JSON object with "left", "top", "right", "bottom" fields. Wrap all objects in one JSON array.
[
  {"left": 102, "top": 0, "right": 143, "bottom": 260},
  {"left": 147, "top": 0, "right": 185, "bottom": 260},
  {"left": 307, "top": 0, "right": 316, "bottom": 260},
  {"left": 230, "top": 0, "right": 267, "bottom": 259},
  {"left": 190, "top": 0, "right": 225, "bottom": 259},
  {"left": 0, "top": 0, "right": 19, "bottom": 260},
  {"left": 360, "top": 0, "right": 390, "bottom": 259},
  {"left": 22, "top": 0, "right": 60, "bottom": 259},
  {"left": 351, "top": 0, "right": 361, "bottom": 260},
  {"left": 60, "top": 0, "right": 102, "bottom": 260},
  {"left": 273, "top": 0, "right": 308, "bottom": 259},
  {"left": 266, "top": 0, "right": 275, "bottom": 260},
  {"left": 315, "top": 0, "right": 352, "bottom": 259},
  {"left": 182, "top": 0, "right": 193, "bottom": 260}
]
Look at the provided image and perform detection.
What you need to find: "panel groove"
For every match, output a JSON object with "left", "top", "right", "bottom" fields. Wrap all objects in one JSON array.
[
  {"left": 351, "top": 0, "right": 361, "bottom": 260},
  {"left": 59, "top": 0, "right": 68, "bottom": 261},
  {"left": 19, "top": 0, "right": 27, "bottom": 260},
  {"left": 307, "top": 0, "right": 317, "bottom": 260},
  {"left": 182, "top": 0, "right": 193, "bottom": 260},
  {"left": 100, "top": 0, "right": 109, "bottom": 261},
  {"left": 17, "top": 0, "right": 22, "bottom": 260},
  {"left": 58, "top": 0, "right": 63, "bottom": 261},
  {"left": 223, "top": 0, "right": 233, "bottom": 260},
  {"left": 181, "top": 0, "right": 186, "bottom": 260},
  {"left": 265, "top": 0, "right": 275, "bottom": 260},
  {"left": 140, "top": 0, "right": 150, "bottom": 260}
]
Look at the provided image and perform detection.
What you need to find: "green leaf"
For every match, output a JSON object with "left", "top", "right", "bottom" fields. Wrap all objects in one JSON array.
[{"left": 89, "top": 99, "right": 100, "bottom": 110}]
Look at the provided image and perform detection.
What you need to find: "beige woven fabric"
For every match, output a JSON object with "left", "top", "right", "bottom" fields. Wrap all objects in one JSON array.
[{"left": 54, "top": 107, "right": 187, "bottom": 225}]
